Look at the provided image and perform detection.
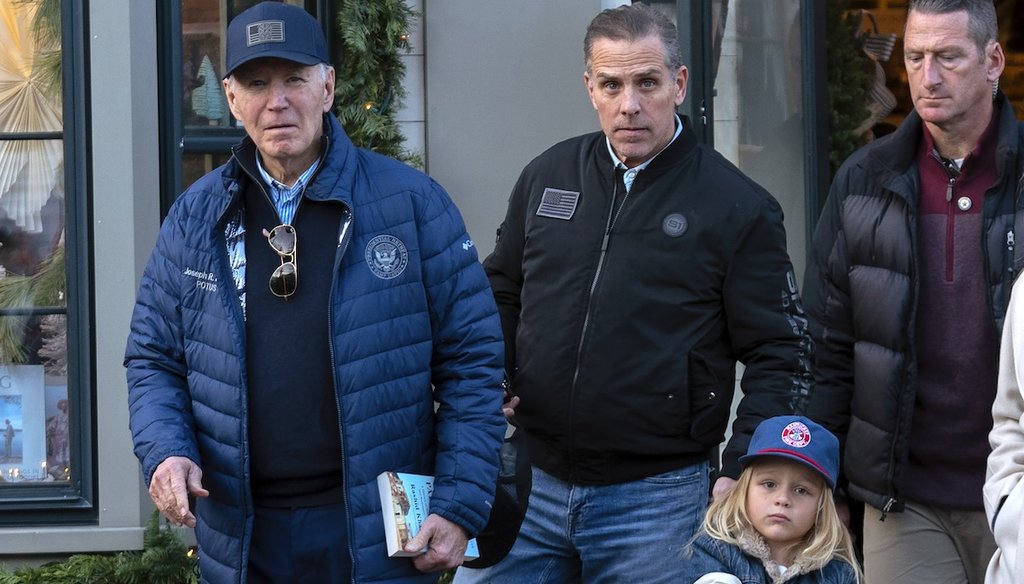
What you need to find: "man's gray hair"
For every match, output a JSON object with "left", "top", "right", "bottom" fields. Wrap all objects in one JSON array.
[
  {"left": 908, "top": 0, "right": 998, "bottom": 58},
  {"left": 584, "top": 3, "right": 682, "bottom": 73},
  {"left": 226, "top": 62, "right": 332, "bottom": 86}
]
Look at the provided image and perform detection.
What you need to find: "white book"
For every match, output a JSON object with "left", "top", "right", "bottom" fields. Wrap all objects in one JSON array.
[{"left": 377, "top": 471, "right": 480, "bottom": 560}]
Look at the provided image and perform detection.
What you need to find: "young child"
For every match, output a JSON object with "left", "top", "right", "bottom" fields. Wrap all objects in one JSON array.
[{"left": 689, "top": 416, "right": 862, "bottom": 584}]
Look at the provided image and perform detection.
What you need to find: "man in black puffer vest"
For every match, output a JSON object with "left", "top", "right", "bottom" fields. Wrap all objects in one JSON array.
[{"left": 803, "top": 1, "right": 1024, "bottom": 582}]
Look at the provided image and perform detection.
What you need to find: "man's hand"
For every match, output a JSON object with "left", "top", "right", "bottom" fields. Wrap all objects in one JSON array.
[
  {"left": 502, "top": 394, "right": 520, "bottom": 420},
  {"left": 712, "top": 475, "right": 737, "bottom": 501},
  {"left": 405, "top": 514, "right": 470, "bottom": 572},
  {"left": 149, "top": 456, "right": 210, "bottom": 527}
]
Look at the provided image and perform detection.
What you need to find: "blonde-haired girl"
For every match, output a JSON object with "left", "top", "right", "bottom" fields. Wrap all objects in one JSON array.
[{"left": 689, "top": 416, "right": 861, "bottom": 584}]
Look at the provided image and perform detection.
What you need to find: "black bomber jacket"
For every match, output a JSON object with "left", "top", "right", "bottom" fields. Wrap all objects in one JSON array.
[{"left": 484, "top": 118, "right": 814, "bottom": 485}]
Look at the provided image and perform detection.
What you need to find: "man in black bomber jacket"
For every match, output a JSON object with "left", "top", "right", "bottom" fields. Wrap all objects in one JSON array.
[{"left": 454, "top": 4, "right": 813, "bottom": 584}]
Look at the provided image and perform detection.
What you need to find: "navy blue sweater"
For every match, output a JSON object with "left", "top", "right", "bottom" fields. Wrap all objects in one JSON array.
[{"left": 243, "top": 171, "right": 346, "bottom": 507}]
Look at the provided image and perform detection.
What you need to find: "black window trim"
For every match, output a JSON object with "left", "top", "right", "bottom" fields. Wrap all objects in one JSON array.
[
  {"left": 0, "top": 0, "right": 96, "bottom": 524},
  {"left": 158, "top": 0, "right": 333, "bottom": 217}
]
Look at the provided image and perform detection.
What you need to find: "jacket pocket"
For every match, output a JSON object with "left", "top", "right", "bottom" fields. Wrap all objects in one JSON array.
[
  {"left": 688, "top": 350, "right": 731, "bottom": 441},
  {"left": 619, "top": 358, "right": 690, "bottom": 439}
]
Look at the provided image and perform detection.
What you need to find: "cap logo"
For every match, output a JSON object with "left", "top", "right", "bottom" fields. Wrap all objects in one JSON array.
[
  {"left": 247, "top": 20, "right": 285, "bottom": 47},
  {"left": 781, "top": 421, "right": 811, "bottom": 448}
]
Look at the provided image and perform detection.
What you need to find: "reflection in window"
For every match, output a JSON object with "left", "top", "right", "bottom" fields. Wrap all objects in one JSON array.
[
  {"left": 715, "top": 0, "right": 807, "bottom": 278},
  {"left": 0, "top": 0, "right": 70, "bottom": 486},
  {"left": 181, "top": 0, "right": 304, "bottom": 131},
  {"left": 183, "top": 152, "right": 232, "bottom": 189}
]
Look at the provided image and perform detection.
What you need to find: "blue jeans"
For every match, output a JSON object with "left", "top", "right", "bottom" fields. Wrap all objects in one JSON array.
[{"left": 454, "top": 461, "right": 711, "bottom": 584}]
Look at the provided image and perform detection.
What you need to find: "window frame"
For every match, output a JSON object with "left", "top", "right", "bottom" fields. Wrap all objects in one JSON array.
[
  {"left": 663, "top": 0, "right": 828, "bottom": 248},
  {"left": 157, "top": 0, "right": 334, "bottom": 217},
  {"left": 0, "top": 0, "right": 96, "bottom": 525}
]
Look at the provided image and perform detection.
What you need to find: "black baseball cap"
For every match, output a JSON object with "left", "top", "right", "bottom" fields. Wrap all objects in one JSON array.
[{"left": 224, "top": 1, "right": 329, "bottom": 78}]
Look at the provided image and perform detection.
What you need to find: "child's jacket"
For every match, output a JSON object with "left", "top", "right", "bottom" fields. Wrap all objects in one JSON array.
[{"left": 688, "top": 532, "right": 857, "bottom": 584}]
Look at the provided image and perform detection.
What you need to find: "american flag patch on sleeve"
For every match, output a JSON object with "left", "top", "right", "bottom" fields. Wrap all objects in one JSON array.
[{"left": 536, "top": 188, "right": 580, "bottom": 220}]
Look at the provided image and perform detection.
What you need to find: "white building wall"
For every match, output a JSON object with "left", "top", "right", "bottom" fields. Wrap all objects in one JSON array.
[
  {"left": 422, "top": 0, "right": 605, "bottom": 256},
  {"left": 397, "top": 0, "right": 426, "bottom": 162}
]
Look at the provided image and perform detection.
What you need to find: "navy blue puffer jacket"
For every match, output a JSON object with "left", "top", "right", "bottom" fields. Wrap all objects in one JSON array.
[{"left": 125, "top": 115, "right": 506, "bottom": 583}]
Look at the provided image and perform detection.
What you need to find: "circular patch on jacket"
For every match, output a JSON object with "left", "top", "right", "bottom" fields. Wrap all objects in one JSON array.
[
  {"left": 365, "top": 235, "right": 409, "bottom": 280},
  {"left": 662, "top": 213, "right": 688, "bottom": 237},
  {"left": 781, "top": 421, "right": 811, "bottom": 448}
]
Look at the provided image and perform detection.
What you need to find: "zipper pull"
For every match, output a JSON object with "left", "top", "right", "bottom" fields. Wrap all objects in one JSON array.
[
  {"left": 880, "top": 498, "right": 896, "bottom": 521},
  {"left": 946, "top": 178, "right": 954, "bottom": 202},
  {"left": 1008, "top": 230, "right": 1015, "bottom": 274}
]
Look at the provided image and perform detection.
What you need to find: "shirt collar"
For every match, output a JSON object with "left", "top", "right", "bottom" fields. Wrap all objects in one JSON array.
[
  {"left": 606, "top": 113, "right": 684, "bottom": 171},
  {"left": 255, "top": 155, "right": 321, "bottom": 205}
]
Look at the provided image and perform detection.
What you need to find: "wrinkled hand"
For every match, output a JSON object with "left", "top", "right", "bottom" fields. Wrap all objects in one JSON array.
[
  {"left": 405, "top": 514, "right": 470, "bottom": 573},
  {"left": 149, "top": 456, "right": 209, "bottom": 527},
  {"left": 712, "top": 476, "right": 737, "bottom": 501}
]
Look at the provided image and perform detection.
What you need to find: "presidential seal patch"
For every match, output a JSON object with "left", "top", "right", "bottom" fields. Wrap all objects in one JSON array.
[{"left": 365, "top": 234, "right": 409, "bottom": 280}]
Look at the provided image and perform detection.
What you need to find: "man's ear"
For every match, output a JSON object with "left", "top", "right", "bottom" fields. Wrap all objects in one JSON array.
[
  {"left": 323, "top": 67, "right": 336, "bottom": 113},
  {"left": 674, "top": 65, "right": 688, "bottom": 107},
  {"left": 987, "top": 41, "right": 1006, "bottom": 83},
  {"left": 223, "top": 78, "right": 241, "bottom": 119}
]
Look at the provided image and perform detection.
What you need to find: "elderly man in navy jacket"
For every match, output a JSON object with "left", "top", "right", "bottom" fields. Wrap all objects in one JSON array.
[{"left": 124, "top": 3, "right": 505, "bottom": 583}]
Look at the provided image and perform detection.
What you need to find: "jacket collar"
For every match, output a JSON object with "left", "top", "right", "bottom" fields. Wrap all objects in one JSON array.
[
  {"left": 223, "top": 113, "right": 357, "bottom": 207},
  {"left": 591, "top": 115, "right": 700, "bottom": 180},
  {"left": 863, "top": 92, "right": 1020, "bottom": 202},
  {"left": 735, "top": 532, "right": 828, "bottom": 584}
]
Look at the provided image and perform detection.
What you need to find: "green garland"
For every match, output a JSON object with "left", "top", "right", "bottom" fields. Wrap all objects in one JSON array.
[
  {"left": 0, "top": 513, "right": 198, "bottom": 583},
  {"left": 333, "top": 0, "right": 422, "bottom": 167}
]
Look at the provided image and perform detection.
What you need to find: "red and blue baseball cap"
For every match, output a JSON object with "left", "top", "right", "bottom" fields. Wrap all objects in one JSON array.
[
  {"left": 739, "top": 415, "right": 839, "bottom": 490},
  {"left": 224, "top": 1, "right": 329, "bottom": 78}
]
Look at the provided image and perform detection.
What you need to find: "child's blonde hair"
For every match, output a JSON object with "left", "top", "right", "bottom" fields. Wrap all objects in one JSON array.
[{"left": 702, "top": 465, "right": 863, "bottom": 582}]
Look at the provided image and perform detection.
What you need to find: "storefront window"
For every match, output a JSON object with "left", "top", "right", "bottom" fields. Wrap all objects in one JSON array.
[
  {"left": 183, "top": 152, "right": 233, "bottom": 188},
  {"left": 0, "top": 0, "right": 70, "bottom": 488},
  {"left": 715, "top": 0, "right": 808, "bottom": 278},
  {"left": 182, "top": 1, "right": 307, "bottom": 130},
  {"left": 167, "top": 1, "right": 309, "bottom": 198}
]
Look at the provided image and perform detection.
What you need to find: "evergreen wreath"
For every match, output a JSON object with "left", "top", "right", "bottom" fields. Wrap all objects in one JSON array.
[
  {"left": 0, "top": 512, "right": 199, "bottom": 584},
  {"left": 333, "top": 0, "right": 422, "bottom": 167}
]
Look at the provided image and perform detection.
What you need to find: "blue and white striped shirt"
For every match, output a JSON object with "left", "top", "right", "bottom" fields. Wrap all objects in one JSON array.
[
  {"left": 224, "top": 156, "right": 321, "bottom": 317},
  {"left": 605, "top": 114, "right": 684, "bottom": 193}
]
